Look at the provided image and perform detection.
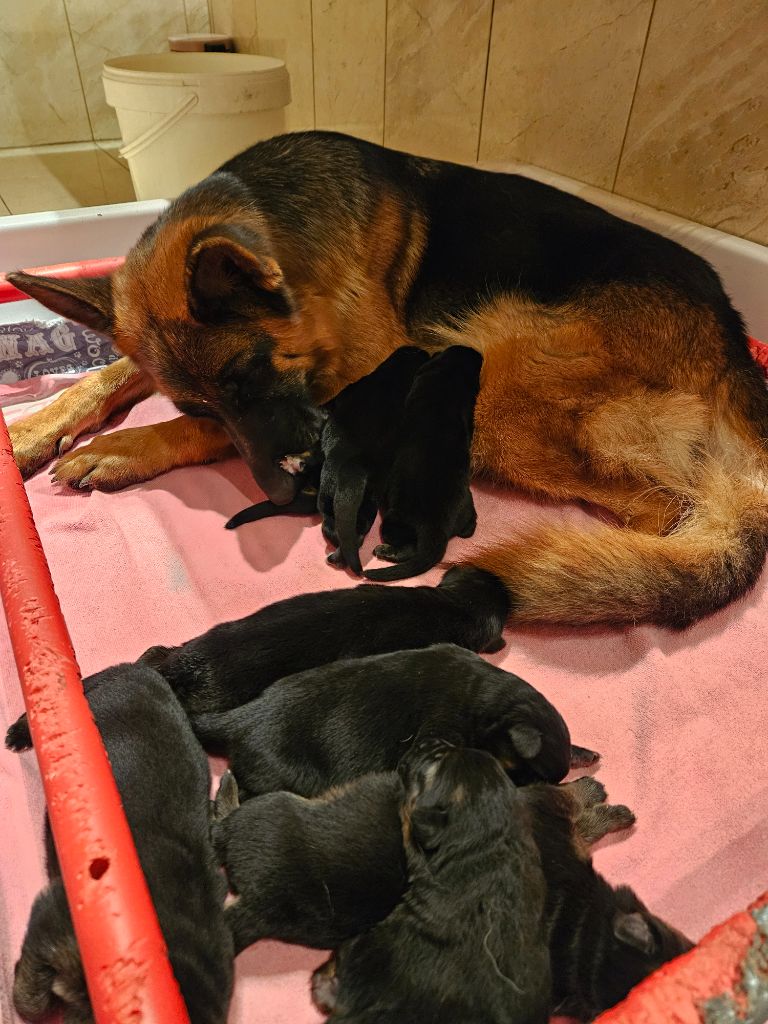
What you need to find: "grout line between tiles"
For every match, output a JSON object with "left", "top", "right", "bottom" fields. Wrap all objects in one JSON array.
[
  {"left": 611, "top": 0, "right": 657, "bottom": 193},
  {"left": 476, "top": 0, "right": 495, "bottom": 163},
  {"left": 60, "top": 0, "right": 97, "bottom": 142}
]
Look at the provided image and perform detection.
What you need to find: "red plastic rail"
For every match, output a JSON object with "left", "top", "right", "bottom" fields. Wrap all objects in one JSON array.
[
  {"left": 0, "top": 410, "right": 189, "bottom": 1023},
  {"left": 0, "top": 256, "right": 124, "bottom": 304}
]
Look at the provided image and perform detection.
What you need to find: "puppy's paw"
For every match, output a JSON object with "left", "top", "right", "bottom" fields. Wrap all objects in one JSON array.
[
  {"left": 6, "top": 713, "right": 32, "bottom": 752},
  {"left": 311, "top": 958, "right": 339, "bottom": 1015},
  {"left": 373, "top": 543, "right": 414, "bottom": 564},
  {"left": 213, "top": 771, "right": 240, "bottom": 821},
  {"left": 577, "top": 802, "right": 636, "bottom": 846},
  {"left": 568, "top": 776, "right": 607, "bottom": 807}
]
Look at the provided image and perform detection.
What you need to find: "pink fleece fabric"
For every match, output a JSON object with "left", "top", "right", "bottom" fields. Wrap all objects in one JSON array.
[{"left": 1, "top": 385, "right": 767, "bottom": 1024}]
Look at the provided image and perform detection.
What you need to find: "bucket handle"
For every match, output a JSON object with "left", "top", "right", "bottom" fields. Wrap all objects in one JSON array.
[{"left": 119, "top": 92, "right": 199, "bottom": 161}]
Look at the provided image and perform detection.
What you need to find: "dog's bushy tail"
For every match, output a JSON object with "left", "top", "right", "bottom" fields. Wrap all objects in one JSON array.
[{"left": 465, "top": 438, "right": 768, "bottom": 629}]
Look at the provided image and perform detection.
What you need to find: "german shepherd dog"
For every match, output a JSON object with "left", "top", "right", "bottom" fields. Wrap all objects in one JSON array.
[{"left": 9, "top": 131, "right": 768, "bottom": 628}]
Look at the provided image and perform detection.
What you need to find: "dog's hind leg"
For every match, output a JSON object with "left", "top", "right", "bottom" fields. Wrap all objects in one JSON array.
[{"left": 10, "top": 357, "right": 153, "bottom": 479}]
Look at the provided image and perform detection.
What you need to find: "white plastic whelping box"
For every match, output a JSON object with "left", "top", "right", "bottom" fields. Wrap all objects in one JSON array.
[{"left": 102, "top": 53, "right": 291, "bottom": 201}]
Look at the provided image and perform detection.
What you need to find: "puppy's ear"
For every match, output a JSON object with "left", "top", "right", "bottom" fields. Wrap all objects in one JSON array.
[
  {"left": 508, "top": 724, "right": 542, "bottom": 760},
  {"left": 613, "top": 912, "right": 655, "bottom": 955},
  {"left": 186, "top": 224, "right": 295, "bottom": 324},
  {"left": 6, "top": 272, "right": 114, "bottom": 334},
  {"left": 410, "top": 805, "right": 449, "bottom": 852}
]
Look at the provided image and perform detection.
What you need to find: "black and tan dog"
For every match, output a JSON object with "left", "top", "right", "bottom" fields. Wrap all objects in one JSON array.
[
  {"left": 190, "top": 644, "right": 572, "bottom": 797},
  {"left": 365, "top": 344, "right": 481, "bottom": 581},
  {"left": 6, "top": 664, "right": 233, "bottom": 1024},
  {"left": 9, "top": 132, "right": 768, "bottom": 628},
  {"left": 213, "top": 768, "right": 689, "bottom": 1019},
  {"left": 311, "top": 739, "right": 552, "bottom": 1024}
]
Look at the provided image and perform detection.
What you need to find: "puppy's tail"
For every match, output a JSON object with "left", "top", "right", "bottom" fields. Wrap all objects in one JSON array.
[
  {"left": 364, "top": 534, "right": 448, "bottom": 582},
  {"left": 225, "top": 491, "right": 319, "bottom": 529},
  {"left": 6, "top": 712, "right": 32, "bottom": 752},
  {"left": 333, "top": 466, "right": 370, "bottom": 576}
]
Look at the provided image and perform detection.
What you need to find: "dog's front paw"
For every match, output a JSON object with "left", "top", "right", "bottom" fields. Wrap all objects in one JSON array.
[
  {"left": 50, "top": 427, "right": 171, "bottom": 491},
  {"left": 9, "top": 418, "right": 73, "bottom": 479}
]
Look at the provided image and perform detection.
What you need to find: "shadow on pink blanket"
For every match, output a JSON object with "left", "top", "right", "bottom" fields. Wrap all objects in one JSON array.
[{"left": 1, "top": 390, "right": 766, "bottom": 1024}]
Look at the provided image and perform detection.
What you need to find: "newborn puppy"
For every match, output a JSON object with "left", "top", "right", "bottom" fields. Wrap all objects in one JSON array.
[
  {"left": 211, "top": 771, "right": 405, "bottom": 952},
  {"left": 318, "top": 345, "right": 431, "bottom": 573},
  {"left": 311, "top": 739, "right": 551, "bottom": 1024},
  {"left": 522, "top": 777, "right": 694, "bottom": 1020},
  {"left": 225, "top": 346, "right": 430, "bottom": 575},
  {"left": 364, "top": 346, "right": 481, "bottom": 582},
  {"left": 7, "top": 664, "right": 234, "bottom": 1024},
  {"left": 192, "top": 643, "right": 572, "bottom": 797},
  {"left": 137, "top": 565, "right": 510, "bottom": 717}
]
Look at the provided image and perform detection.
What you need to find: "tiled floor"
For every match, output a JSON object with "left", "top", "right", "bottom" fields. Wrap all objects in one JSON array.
[{"left": 0, "top": 141, "right": 135, "bottom": 215}]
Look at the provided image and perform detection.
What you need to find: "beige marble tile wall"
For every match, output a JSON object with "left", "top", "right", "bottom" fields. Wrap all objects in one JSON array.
[
  {"left": 614, "top": 0, "right": 768, "bottom": 246},
  {"left": 1, "top": 0, "right": 211, "bottom": 150},
  {"left": 209, "top": 0, "right": 766, "bottom": 245}
]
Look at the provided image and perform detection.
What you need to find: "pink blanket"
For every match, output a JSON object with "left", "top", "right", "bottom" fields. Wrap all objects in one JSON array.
[{"left": 1, "top": 385, "right": 767, "bottom": 1024}]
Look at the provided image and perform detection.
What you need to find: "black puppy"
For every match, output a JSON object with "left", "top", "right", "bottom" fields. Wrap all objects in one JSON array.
[
  {"left": 213, "top": 769, "right": 689, "bottom": 1019},
  {"left": 226, "top": 346, "right": 430, "bottom": 573},
  {"left": 311, "top": 739, "right": 551, "bottom": 1024},
  {"left": 137, "top": 566, "right": 510, "bottom": 716},
  {"left": 365, "top": 345, "right": 482, "bottom": 582},
  {"left": 522, "top": 777, "right": 694, "bottom": 1019},
  {"left": 192, "top": 643, "right": 572, "bottom": 797},
  {"left": 212, "top": 771, "right": 405, "bottom": 952},
  {"left": 7, "top": 665, "right": 234, "bottom": 1024}
]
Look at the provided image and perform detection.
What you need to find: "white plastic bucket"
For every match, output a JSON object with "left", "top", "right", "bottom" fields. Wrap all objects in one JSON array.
[{"left": 102, "top": 53, "right": 291, "bottom": 201}]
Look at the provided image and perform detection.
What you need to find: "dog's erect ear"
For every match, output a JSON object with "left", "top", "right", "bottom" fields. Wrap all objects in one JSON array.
[
  {"left": 613, "top": 911, "right": 655, "bottom": 955},
  {"left": 508, "top": 724, "right": 542, "bottom": 760},
  {"left": 186, "top": 224, "right": 295, "bottom": 324},
  {"left": 6, "top": 272, "right": 114, "bottom": 335}
]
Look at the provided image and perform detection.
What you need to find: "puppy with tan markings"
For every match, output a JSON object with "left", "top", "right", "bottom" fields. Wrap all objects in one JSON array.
[
  {"left": 365, "top": 345, "right": 481, "bottom": 581},
  {"left": 214, "top": 768, "right": 689, "bottom": 1019},
  {"left": 191, "top": 644, "right": 572, "bottom": 798},
  {"left": 7, "top": 664, "right": 234, "bottom": 1024},
  {"left": 311, "top": 739, "right": 551, "bottom": 1024},
  {"left": 524, "top": 777, "right": 693, "bottom": 1019}
]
